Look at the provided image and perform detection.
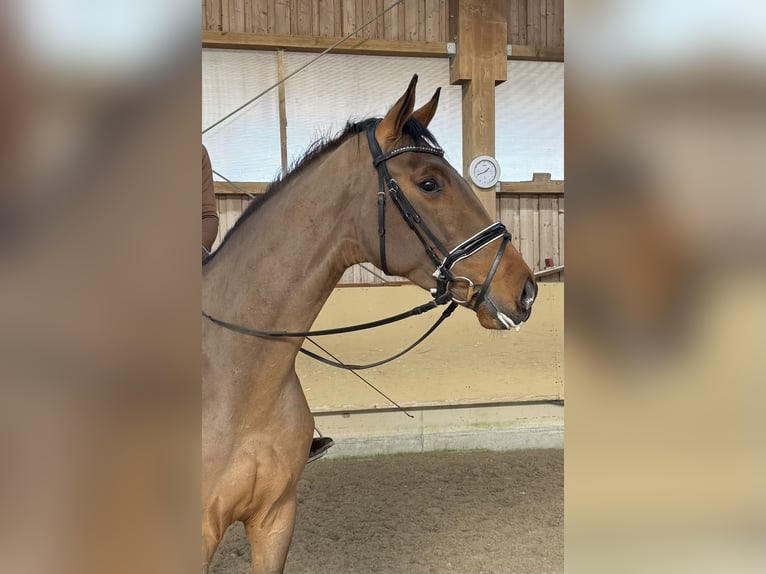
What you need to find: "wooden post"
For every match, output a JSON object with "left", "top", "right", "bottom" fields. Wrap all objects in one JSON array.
[
  {"left": 277, "top": 49, "right": 288, "bottom": 176},
  {"left": 449, "top": 0, "right": 507, "bottom": 219}
]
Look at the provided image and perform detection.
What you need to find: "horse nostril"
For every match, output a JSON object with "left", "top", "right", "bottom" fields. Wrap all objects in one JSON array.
[{"left": 520, "top": 277, "right": 537, "bottom": 312}]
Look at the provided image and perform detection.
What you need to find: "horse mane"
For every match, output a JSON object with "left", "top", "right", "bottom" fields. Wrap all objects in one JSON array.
[{"left": 203, "top": 116, "right": 440, "bottom": 265}]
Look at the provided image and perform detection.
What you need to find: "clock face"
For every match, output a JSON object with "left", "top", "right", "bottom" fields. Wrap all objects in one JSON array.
[{"left": 469, "top": 156, "right": 500, "bottom": 188}]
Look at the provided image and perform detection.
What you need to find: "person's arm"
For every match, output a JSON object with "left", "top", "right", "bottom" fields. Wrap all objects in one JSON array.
[{"left": 202, "top": 145, "right": 219, "bottom": 251}]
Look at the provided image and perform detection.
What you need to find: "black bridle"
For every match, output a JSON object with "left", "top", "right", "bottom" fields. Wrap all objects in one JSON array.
[
  {"left": 366, "top": 120, "right": 511, "bottom": 311},
  {"left": 202, "top": 120, "right": 513, "bottom": 370}
]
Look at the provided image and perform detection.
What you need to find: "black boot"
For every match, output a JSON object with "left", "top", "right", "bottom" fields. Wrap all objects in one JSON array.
[{"left": 307, "top": 436, "right": 334, "bottom": 463}]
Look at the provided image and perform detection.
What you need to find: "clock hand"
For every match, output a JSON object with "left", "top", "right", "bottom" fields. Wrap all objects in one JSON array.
[{"left": 477, "top": 166, "right": 491, "bottom": 176}]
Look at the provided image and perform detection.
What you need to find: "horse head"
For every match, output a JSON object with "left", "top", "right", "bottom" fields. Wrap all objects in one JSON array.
[{"left": 358, "top": 75, "right": 537, "bottom": 329}]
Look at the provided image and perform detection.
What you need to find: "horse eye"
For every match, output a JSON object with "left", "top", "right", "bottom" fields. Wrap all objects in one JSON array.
[{"left": 418, "top": 179, "right": 440, "bottom": 194}]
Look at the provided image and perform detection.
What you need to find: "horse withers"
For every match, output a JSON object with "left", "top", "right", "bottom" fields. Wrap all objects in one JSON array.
[{"left": 201, "top": 75, "right": 536, "bottom": 573}]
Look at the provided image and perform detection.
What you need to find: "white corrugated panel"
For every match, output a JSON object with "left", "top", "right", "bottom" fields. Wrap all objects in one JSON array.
[
  {"left": 496, "top": 61, "right": 564, "bottom": 181},
  {"left": 202, "top": 51, "right": 563, "bottom": 184},
  {"left": 202, "top": 49, "right": 281, "bottom": 182},
  {"left": 282, "top": 53, "right": 463, "bottom": 172}
]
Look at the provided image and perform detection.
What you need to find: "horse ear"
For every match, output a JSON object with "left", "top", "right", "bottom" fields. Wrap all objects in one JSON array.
[
  {"left": 412, "top": 87, "right": 441, "bottom": 128},
  {"left": 376, "top": 74, "right": 418, "bottom": 147}
]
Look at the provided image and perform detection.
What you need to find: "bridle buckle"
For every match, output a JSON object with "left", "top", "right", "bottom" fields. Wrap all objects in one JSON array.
[{"left": 446, "top": 276, "right": 477, "bottom": 304}]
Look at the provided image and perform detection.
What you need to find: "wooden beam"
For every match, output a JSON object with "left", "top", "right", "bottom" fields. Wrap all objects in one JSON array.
[
  {"left": 507, "top": 44, "right": 563, "bottom": 61},
  {"left": 202, "top": 31, "right": 448, "bottom": 57},
  {"left": 277, "top": 50, "right": 288, "bottom": 176},
  {"left": 450, "top": 0, "right": 507, "bottom": 220},
  {"left": 213, "top": 181, "right": 269, "bottom": 196},
  {"left": 202, "top": 31, "right": 564, "bottom": 61},
  {"left": 499, "top": 173, "right": 564, "bottom": 194}
]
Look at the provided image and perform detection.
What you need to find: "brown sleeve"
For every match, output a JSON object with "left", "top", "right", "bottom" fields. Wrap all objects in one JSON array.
[{"left": 202, "top": 145, "right": 219, "bottom": 251}]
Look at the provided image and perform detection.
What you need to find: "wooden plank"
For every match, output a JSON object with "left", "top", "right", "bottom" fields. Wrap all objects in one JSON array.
[
  {"left": 532, "top": 194, "right": 540, "bottom": 272},
  {"left": 277, "top": 50, "right": 288, "bottom": 176},
  {"left": 228, "top": 0, "right": 245, "bottom": 32},
  {"left": 520, "top": 0, "right": 528, "bottom": 44},
  {"left": 213, "top": 181, "right": 270, "bottom": 196},
  {"left": 507, "top": 44, "right": 563, "bottom": 61},
  {"left": 397, "top": 0, "right": 407, "bottom": 40},
  {"left": 405, "top": 0, "right": 420, "bottom": 41},
  {"left": 545, "top": 0, "right": 555, "bottom": 48},
  {"left": 243, "top": 0, "right": 252, "bottom": 32},
  {"left": 518, "top": 194, "right": 538, "bottom": 271},
  {"left": 342, "top": 0, "right": 356, "bottom": 36},
  {"left": 333, "top": 0, "right": 342, "bottom": 36},
  {"left": 509, "top": 195, "right": 521, "bottom": 254},
  {"left": 205, "top": 0, "right": 222, "bottom": 31},
  {"left": 202, "top": 31, "right": 449, "bottom": 56},
  {"left": 201, "top": 32, "right": 562, "bottom": 60},
  {"left": 288, "top": 0, "right": 297, "bottom": 34},
  {"left": 221, "top": 0, "right": 230, "bottom": 32},
  {"left": 538, "top": 195, "right": 557, "bottom": 271},
  {"left": 317, "top": 0, "right": 335, "bottom": 36},
  {"left": 266, "top": 0, "right": 275, "bottom": 33},
  {"left": 252, "top": 0, "right": 268, "bottom": 33},
  {"left": 383, "top": 0, "right": 399, "bottom": 40},
  {"left": 508, "top": 0, "right": 519, "bottom": 44},
  {"left": 312, "top": 0, "right": 321, "bottom": 34},
  {"left": 439, "top": 0, "right": 448, "bottom": 41},
  {"left": 221, "top": 0, "right": 232, "bottom": 32},
  {"left": 557, "top": 196, "right": 564, "bottom": 281},
  {"left": 424, "top": 0, "right": 439, "bottom": 42},
  {"left": 296, "top": 0, "right": 312, "bottom": 35},
  {"left": 526, "top": 0, "right": 538, "bottom": 49},
  {"left": 272, "top": 0, "right": 290, "bottom": 34},
  {"left": 360, "top": 0, "right": 376, "bottom": 39},
  {"left": 499, "top": 173, "right": 564, "bottom": 194},
  {"left": 551, "top": 0, "right": 564, "bottom": 48}
]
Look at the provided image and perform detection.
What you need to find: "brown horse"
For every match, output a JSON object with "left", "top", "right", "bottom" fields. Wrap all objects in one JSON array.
[{"left": 201, "top": 76, "right": 536, "bottom": 573}]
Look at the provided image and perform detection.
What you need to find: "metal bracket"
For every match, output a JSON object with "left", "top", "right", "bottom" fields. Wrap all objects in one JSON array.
[
  {"left": 506, "top": 44, "right": 513, "bottom": 56},
  {"left": 447, "top": 42, "right": 457, "bottom": 55}
]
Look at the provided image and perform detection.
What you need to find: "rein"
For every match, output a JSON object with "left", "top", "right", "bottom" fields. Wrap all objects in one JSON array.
[
  {"left": 202, "top": 121, "right": 512, "bottom": 370},
  {"left": 202, "top": 292, "right": 453, "bottom": 339}
]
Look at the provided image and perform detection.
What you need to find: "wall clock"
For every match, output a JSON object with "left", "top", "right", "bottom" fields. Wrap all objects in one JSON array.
[{"left": 468, "top": 155, "right": 501, "bottom": 189}]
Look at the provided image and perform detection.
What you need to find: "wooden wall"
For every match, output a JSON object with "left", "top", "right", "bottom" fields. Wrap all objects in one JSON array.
[
  {"left": 213, "top": 172, "right": 564, "bottom": 283},
  {"left": 506, "top": 0, "right": 564, "bottom": 51},
  {"left": 498, "top": 172, "right": 564, "bottom": 282},
  {"left": 202, "top": 0, "right": 564, "bottom": 53},
  {"left": 203, "top": 0, "right": 450, "bottom": 42}
]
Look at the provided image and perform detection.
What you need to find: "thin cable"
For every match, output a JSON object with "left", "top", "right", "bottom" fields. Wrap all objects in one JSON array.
[
  {"left": 212, "top": 169, "right": 258, "bottom": 199},
  {"left": 358, "top": 263, "right": 392, "bottom": 283},
  {"left": 305, "top": 336, "right": 414, "bottom": 418},
  {"left": 202, "top": 0, "right": 407, "bottom": 135}
]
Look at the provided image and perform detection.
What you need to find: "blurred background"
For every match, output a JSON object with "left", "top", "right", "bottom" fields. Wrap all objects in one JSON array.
[
  {"left": 0, "top": 1, "right": 764, "bottom": 573},
  {"left": 566, "top": 1, "right": 766, "bottom": 572},
  {"left": 0, "top": 1, "right": 200, "bottom": 573}
]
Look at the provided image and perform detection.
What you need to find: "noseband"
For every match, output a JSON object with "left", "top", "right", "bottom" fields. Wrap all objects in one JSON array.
[{"left": 366, "top": 120, "right": 511, "bottom": 310}]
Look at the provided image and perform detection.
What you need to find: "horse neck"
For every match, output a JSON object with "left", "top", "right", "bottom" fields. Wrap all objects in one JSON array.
[{"left": 203, "top": 138, "right": 370, "bottom": 337}]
